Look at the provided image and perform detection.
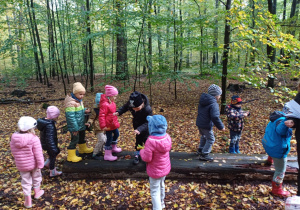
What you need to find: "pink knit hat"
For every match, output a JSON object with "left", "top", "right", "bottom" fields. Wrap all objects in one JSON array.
[
  {"left": 47, "top": 106, "right": 60, "bottom": 119},
  {"left": 105, "top": 85, "right": 118, "bottom": 97}
]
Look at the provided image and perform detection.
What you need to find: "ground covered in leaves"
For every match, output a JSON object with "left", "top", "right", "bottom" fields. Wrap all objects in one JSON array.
[{"left": 0, "top": 76, "right": 298, "bottom": 209}]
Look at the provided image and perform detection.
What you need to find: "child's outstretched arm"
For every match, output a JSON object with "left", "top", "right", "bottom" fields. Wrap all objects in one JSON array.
[
  {"left": 140, "top": 140, "right": 153, "bottom": 163},
  {"left": 276, "top": 119, "right": 292, "bottom": 136},
  {"left": 116, "top": 101, "right": 130, "bottom": 116}
]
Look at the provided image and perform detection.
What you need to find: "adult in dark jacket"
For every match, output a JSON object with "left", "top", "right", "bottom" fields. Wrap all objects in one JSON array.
[
  {"left": 37, "top": 106, "right": 62, "bottom": 177},
  {"left": 196, "top": 84, "right": 225, "bottom": 161},
  {"left": 115, "top": 91, "right": 153, "bottom": 165},
  {"left": 285, "top": 82, "right": 300, "bottom": 195}
]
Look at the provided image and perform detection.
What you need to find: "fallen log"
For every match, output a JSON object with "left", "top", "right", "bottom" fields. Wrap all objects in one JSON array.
[{"left": 0, "top": 97, "right": 65, "bottom": 104}]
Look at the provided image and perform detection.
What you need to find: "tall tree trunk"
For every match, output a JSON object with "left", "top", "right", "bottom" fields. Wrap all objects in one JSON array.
[
  {"left": 249, "top": 0, "right": 256, "bottom": 65},
  {"left": 86, "top": 0, "right": 94, "bottom": 92},
  {"left": 25, "top": 0, "right": 42, "bottom": 83},
  {"left": 220, "top": 0, "right": 232, "bottom": 114},
  {"left": 267, "top": 0, "right": 277, "bottom": 88},
  {"left": 148, "top": 0, "right": 153, "bottom": 76},
  {"left": 66, "top": 0, "right": 76, "bottom": 81},
  {"left": 115, "top": 0, "right": 128, "bottom": 80},
  {"left": 155, "top": 4, "right": 163, "bottom": 70},
  {"left": 212, "top": 0, "right": 219, "bottom": 66},
  {"left": 30, "top": 0, "right": 49, "bottom": 86},
  {"left": 179, "top": 0, "right": 183, "bottom": 71}
]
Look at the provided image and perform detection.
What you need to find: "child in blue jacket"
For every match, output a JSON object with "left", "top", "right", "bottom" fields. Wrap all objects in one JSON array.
[{"left": 262, "top": 111, "right": 293, "bottom": 197}]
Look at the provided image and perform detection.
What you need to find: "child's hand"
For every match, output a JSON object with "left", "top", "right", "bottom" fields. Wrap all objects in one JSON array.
[
  {"left": 221, "top": 128, "right": 225, "bottom": 131},
  {"left": 285, "top": 120, "right": 294, "bottom": 128},
  {"left": 85, "top": 123, "right": 91, "bottom": 127},
  {"left": 103, "top": 127, "right": 110, "bottom": 131},
  {"left": 113, "top": 112, "right": 119, "bottom": 116},
  {"left": 134, "top": 130, "right": 140, "bottom": 135},
  {"left": 72, "top": 131, "right": 78, "bottom": 136},
  {"left": 85, "top": 109, "right": 91, "bottom": 113},
  {"left": 137, "top": 144, "right": 144, "bottom": 150}
]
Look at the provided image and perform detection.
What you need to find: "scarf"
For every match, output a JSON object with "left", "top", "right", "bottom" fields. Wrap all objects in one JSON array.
[{"left": 71, "top": 92, "right": 82, "bottom": 103}]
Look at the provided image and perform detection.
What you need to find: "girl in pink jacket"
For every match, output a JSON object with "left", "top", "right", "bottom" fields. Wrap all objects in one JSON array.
[
  {"left": 140, "top": 115, "right": 172, "bottom": 210},
  {"left": 10, "top": 116, "right": 44, "bottom": 208},
  {"left": 99, "top": 85, "right": 122, "bottom": 161}
]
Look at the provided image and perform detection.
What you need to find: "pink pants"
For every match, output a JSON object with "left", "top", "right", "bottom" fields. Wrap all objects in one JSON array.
[{"left": 20, "top": 168, "right": 42, "bottom": 195}]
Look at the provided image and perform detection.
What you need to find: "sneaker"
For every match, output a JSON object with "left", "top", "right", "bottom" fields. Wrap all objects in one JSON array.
[
  {"left": 196, "top": 148, "right": 202, "bottom": 156},
  {"left": 92, "top": 155, "right": 102, "bottom": 160},
  {"left": 133, "top": 155, "right": 140, "bottom": 165},
  {"left": 199, "top": 154, "right": 213, "bottom": 162}
]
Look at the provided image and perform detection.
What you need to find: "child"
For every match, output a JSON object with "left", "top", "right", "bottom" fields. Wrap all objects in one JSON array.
[
  {"left": 64, "top": 82, "right": 93, "bottom": 162},
  {"left": 196, "top": 84, "right": 225, "bottom": 161},
  {"left": 283, "top": 81, "right": 300, "bottom": 195},
  {"left": 225, "top": 95, "right": 250, "bottom": 154},
  {"left": 99, "top": 85, "right": 122, "bottom": 161},
  {"left": 115, "top": 91, "right": 153, "bottom": 165},
  {"left": 262, "top": 111, "right": 293, "bottom": 197},
  {"left": 140, "top": 115, "right": 172, "bottom": 210},
  {"left": 10, "top": 116, "right": 44, "bottom": 208},
  {"left": 37, "top": 106, "right": 62, "bottom": 177},
  {"left": 87, "top": 93, "right": 107, "bottom": 160}
]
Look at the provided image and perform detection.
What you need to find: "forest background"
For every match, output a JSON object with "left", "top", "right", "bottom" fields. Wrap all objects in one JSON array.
[{"left": 1, "top": 0, "right": 300, "bottom": 209}]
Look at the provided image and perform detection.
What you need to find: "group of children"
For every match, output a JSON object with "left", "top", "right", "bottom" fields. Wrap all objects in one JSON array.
[{"left": 10, "top": 81, "right": 300, "bottom": 208}]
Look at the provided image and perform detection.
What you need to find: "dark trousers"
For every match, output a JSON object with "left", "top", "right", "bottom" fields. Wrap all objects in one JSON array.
[
  {"left": 67, "top": 130, "right": 86, "bottom": 149},
  {"left": 135, "top": 131, "right": 149, "bottom": 151},
  {"left": 105, "top": 129, "right": 119, "bottom": 150}
]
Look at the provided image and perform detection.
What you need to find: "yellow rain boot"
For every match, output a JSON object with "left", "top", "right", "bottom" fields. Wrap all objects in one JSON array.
[
  {"left": 67, "top": 149, "right": 82, "bottom": 162},
  {"left": 78, "top": 143, "right": 93, "bottom": 154}
]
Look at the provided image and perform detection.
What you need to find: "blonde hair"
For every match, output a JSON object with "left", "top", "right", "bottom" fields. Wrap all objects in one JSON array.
[{"left": 20, "top": 128, "right": 36, "bottom": 135}]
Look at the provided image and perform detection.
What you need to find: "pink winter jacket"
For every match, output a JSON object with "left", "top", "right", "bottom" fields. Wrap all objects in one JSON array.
[
  {"left": 140, "top": 134, "right": 172, "bottom": 179},
  {"left": 10, "top": 132, "right": 44, "bottom": 172}
]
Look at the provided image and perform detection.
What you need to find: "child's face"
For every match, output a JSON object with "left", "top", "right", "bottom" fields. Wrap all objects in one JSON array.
[
  {"left": 132, "top": 103, "right": 144, "bottom": 112},
  {"left": 74, "top": 91, "right": 86, "bottom": 100},
  {"left": 215, "top": 95, "right": 221, "bottom": 101},
  {"left": 235, "top": 104, "right": 242, "bottom": 107},
  {"left": 109, "top": 95, "right": 117, "bottom": 102}
]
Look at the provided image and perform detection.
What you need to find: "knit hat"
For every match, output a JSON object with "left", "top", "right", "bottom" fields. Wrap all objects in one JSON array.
[
  {"left": 231, "top": 95, "right": 242, "bottom": 105},
  {"left": 208, "top": 84, "right": 222, "bottom": 96},
  {"left": 73, "top": 82, "right": 86, "bottom": 94},
  {"left": 105, "top": 85, "right": 118, "bottom": 97},
  {"left": 18, "top": 116, "right": 37, "bottom": 132},
  {"left": 95, "top": 93, "right": 102, "bottom": 106},
  {"left": 147, "top": 115, "right": 168, "bottom": 136},
  {"left": 129, "top": 91, "right": 144, "bottom": 108},
  {"left": 46, "top": 106, "right": 60, "bottom": 119}
]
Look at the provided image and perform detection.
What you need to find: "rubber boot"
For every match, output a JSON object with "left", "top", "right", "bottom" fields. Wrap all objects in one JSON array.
[
  {"left": 235, "top": 141, "right": 241, "bottom": 154},
  {"left": 44, "top": 159, "right": 50, "bottom": 169},
  {"left": 33, "top": 186, "right": 44, "bottom": 199},
  {"left": 229, "top": 143, "right": 236, "bottom": 154},
  {"left": 104, "top": 150, "right": 117, "bottom": 161},
  {"left": 24, "top": 195, "right": 32, "bottom": 208},
  {"left": 266, "top": 156, "right": 273, "bottom": 166},
  {"left": 112, "top": 144, "right": 122, "bottom": 153},
  {"left": 67, "top": 149, "right": 82, "bottom": 162},
  {"left": 50, "top": 168, "right": 62, "bottom": 177},
  {"left": 271, "top": 181, "right": 290, "bottom": 197},
  {"left": 78, "top": 143, "right": 93, "bottom": 154}
]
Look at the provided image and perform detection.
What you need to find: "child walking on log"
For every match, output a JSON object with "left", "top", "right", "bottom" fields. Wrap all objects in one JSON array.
[
  {"left": 64, "top": 82, "right": 93, "bottom": 162},
  {"left": 262, "top": 111, "right": 293, "bottom": 197},
  {"left": 115, "top": 91, "right": 153, "bottom": 165},
  {"left": 37, "top": 106, "right": 62, "bottom": 177},
  {"left": 140, "top": 115, "right": 172, "bottom": 210},
  {"left": 99, "top": 85, "right": 122, "bottom": 161}
]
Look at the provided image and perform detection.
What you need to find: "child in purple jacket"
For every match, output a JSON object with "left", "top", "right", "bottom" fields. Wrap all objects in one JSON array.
[
  {"left": 10, "top": 116, "right": 44, "bottom": 208},
  {"left": 140, "top": 115, "right": 172, "bottom": 210}
]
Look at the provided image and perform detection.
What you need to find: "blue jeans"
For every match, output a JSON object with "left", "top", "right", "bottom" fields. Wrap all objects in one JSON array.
[
  {"left": 198, "top": 127, "right": 215, "bottom": 154},
  {"left": 105, "top": 129, "right": 119, "bottom": 150},
  {"left": 272, "top": 157, "right": 287, "bottom": 184},
  {"left": 230, "top": 130, "right": 242, "bottom": 144}
]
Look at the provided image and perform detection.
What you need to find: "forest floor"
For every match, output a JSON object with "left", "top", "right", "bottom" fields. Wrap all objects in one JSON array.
[{"left": 0, "top": 75, "right": 299, "bottom": 209}]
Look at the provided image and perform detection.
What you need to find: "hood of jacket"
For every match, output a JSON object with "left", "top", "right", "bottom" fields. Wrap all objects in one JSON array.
[
  {"left": 199, "top": 93, "right": 217, "bottom": 107},
  {"left": 10, "top": 132, "right": 32, "bottom": 149},
  {"left": 147, "top": 115, "right": 167, "bottom": 136},
  {"left": 148, "top": 134, "right": 172, "bottom": 153},
  {"left": 269, "top": 111, "right": 285, "bottom": 122},
  {"left": 37, "top": 118, "right": 53, "bottom": 131}
]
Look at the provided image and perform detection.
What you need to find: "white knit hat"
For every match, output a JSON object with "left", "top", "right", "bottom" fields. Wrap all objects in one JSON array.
[{"left": 18, "top": 116, "right": 37, "bottom": 132}]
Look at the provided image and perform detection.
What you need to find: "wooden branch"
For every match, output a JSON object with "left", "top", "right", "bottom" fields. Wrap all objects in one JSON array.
[{"left": 0, "top": 98, "right": 65, "bottom": 104}]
